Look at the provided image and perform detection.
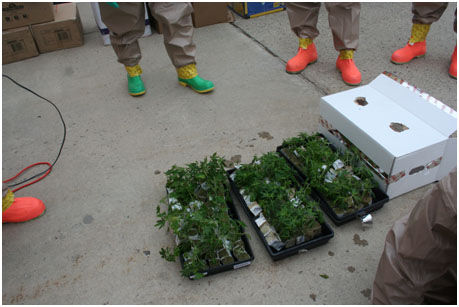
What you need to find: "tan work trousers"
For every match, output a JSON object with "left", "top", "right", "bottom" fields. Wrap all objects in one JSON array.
[
  {"left": 412, "top": 2, "right": 456, "bottom": 32},
  {"left": 372, "top": 168, "right": 457, "bottom": 304},
  {"left": 287, "top": 2, "right": 360, "bottom": 51},
  {"left": 100, "top": 2, "right": 196, "bottom": 68}
]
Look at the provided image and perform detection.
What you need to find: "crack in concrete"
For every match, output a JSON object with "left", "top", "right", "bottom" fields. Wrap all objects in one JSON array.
[{"left": 230, "top": 22, "right": 329, "bottom": 96}]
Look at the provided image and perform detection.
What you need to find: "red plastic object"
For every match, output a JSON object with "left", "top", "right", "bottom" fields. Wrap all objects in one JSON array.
[
  {"left": 336, "top": 57, "right": 362, "bottom": 86},
  {"left": 449, "top": 46, "right": 457, "bottom": 79},
  {"left": 391, "top": 41, "right": 426, "bottom": 64},
  {"left": 3, "top": 197, "right": 45, "bottom": 223},
  {"left": 286, "top": 43, "right": 318, "bottom": 74}
]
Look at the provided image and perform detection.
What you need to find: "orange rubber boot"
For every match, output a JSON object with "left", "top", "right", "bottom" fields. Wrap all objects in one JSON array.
[
  {"left": 449, "top": 46, "right": 457, "bottom": 79},
  {"left": 286, "top": 42, "right": 318, "bottom": 74},
  {"left": 3, "top": 197, "right": 46, "bottom": 223},
  {"left": 336, "top": 50, "right": 361, "bottom": 86},
  {"left": 391, "top": 41, "right": 426, "bottom": 64},
  {"left": 391, "top": 23, "right": 430, "bottom": 64}
]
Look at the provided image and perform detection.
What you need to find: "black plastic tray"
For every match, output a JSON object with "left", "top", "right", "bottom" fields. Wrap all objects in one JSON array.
[
  {"left": 227, "top": 169, "right": 334, "bottom": 261},
  {"left": 276, "top": 141, "right": 389, "bottom": 226},
  {"left": 168, "top": 188, "right": 254, "bottom": 280}
]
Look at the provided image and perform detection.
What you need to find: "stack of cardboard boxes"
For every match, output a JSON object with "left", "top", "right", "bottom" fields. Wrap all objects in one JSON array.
[{"left": 2, "top": 2, "right": 84, "bottom": 64}]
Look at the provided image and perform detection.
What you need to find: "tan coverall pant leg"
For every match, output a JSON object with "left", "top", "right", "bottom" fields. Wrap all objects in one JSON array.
[
  {"left": 371, "top": 168, "right": 457, "bottom": 305},
  {"left": 100, "top": 2, "right": 144, "bottom": 66},
  {"left": 286, "top": 2, "right": 360, "bottom": 51},
  {"left": 412, "top": 3, "right": 457, "bottom": 34},
  {"left": 412, "top": 2, "right": 448, "bottom": 24},
  {"left": 100, "top": 2, "right": 196, "bottom": 68}
]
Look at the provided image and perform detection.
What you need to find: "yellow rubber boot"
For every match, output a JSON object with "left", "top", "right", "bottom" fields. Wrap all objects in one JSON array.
[
  {"left": 177, "top": 64, "right": 214, "bottom": 94},
  {"left": 409, "top": 23, "right": 431, "bottom": 44},
  {"left": 125, "top": 64, "right": 146, "bottom": 97},
  {"left": 299, "top": 37, "right": 313, "bottom": 49}
]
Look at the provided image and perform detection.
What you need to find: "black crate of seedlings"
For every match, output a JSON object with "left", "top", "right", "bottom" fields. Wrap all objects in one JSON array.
[
  {"left": 155, "top": 154, "right": 254, "bottom": 280},
  {"left": 276, "top": 133, "right": 389, "bottom": 226},
  {"left": 227, "top": 152, "right": 334, "bottom": 261}
]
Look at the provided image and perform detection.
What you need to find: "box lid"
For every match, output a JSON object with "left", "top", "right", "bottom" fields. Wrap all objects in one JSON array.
[
  {"left": 369, "top": 73, "right": 457, "bottom": 137},
  {"left": 322, "top": 73, "right": 457, "bottom": 159}
]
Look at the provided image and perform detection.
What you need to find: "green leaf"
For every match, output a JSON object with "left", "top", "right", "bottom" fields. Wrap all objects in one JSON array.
[
  {"left": 155, "top": 219, "right": 166, "bottom": 229},
  {"left": 159, "top": 247, "right": 177, "bottom": 262}
]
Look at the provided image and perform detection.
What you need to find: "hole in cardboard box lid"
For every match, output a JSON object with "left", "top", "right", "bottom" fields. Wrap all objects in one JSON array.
[
  {"left": 409, "top": 165, "right": 425, "bottom": 175},
  {"left": 390, "top": 122, "right": 409, "bottom": 132},
  {"left": 354, "top": 97, "right": 368, "bottom": 106}
]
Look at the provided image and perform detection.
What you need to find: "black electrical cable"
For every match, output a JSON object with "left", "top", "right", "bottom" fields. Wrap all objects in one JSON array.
[{"left": 2, "top": 74, "right": 66, "bottom": 188}]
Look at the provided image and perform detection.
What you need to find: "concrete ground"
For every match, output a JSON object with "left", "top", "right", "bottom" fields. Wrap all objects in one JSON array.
[{"left": 2, "top": 2, "right": 457, "bottom": 305}]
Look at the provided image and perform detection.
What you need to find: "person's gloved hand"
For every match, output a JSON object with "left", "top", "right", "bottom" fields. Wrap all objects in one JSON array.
[{"left": 107, "top": 2, "right": 119, "bottom": 8}]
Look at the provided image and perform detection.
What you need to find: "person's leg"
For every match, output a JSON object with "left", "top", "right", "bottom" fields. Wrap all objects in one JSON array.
[
  {"left": 372, "top": 168, "right": 456, "bottom": 304},
  {"left": 285, "top": 2, "right": 321, "bottom": 73},
  {"left": 149, "top": 2, "right": 214, "bottom": 93},
  {"left": 100, "top": 2, "right": 146, "bottom": 96},
  {"left": 412, "top": 2, "right": 448, "bottom": 24},
  {"left": 325, "top": 2, "right": 361, "bottom": 85},
  {"left": 391, "top": 2, "right": 448, "bottom": 64}
]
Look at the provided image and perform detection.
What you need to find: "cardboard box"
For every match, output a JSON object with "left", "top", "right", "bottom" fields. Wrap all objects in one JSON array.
[
  {"left": 2, "top": 26, "right": 39, "bottom": 64},
  {"left": 318, "top": 72, "right": 457, "bottom": 199},
  {"left": 90, "top": 2, "right": 152, "bottom": 46},
  {"left": 192, "top": 3, "right": 234, "bottom": 28},
  {"left": 2, "top": 2, "right": 54, "bottom": 30},
  {"left": 30, "top": 3, "right": 83, "bottom": 53},
  {"left": 229, "top": 2, "right": 286, "bottom": 19}
]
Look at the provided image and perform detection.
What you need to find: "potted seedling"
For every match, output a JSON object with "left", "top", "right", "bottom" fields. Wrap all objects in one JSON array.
[
  {"left": 156, "top": 154, "right": 253, "bottom": 279},
  {"left": 228, "top": 152, "right": 333, "bottom": 261},
  {"left": 278, "top": 132, "right": 388, "bottom": 225}
]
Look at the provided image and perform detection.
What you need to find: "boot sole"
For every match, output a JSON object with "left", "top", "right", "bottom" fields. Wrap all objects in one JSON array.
[
  {"left": 343, "top": 80, "right": 361, "bottom": 86},
  {"left": 286, "top": 59, "right": 317, "bottom": 74},
  {"left": 449, "top": 72, "right": 457, "bottom": 79},
  {"left": 179, "top": 81, "right": 214, "bottom": 94},
  {"left": 391, "top": 54, "right": 425, "bottom": 65},
  {"left": 335, "top": 67, "right": 361, "bottom": 86},
  {"left": 129, "top": 90, "right": 146, "bottom": 97},
  {"left": 3, "top": 208, "right": 46, "bottom": 224}
]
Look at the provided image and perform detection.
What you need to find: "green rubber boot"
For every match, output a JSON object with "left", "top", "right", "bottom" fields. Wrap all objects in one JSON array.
[
  {"left": 125, "top": 64, "right": 146, "bottom": 96},
  {"left": 177, "top": 64, "right": 214, "bottom": 93}
]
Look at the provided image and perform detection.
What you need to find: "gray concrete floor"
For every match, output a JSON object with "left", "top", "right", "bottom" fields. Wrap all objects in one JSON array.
[{"left": 2, "top": 2, "right": 457, "bottom": 305}]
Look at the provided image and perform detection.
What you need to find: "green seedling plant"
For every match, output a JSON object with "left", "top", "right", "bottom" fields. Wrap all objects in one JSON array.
[
  {"left": 281, "top": 133, "right": 377, "bottom": 216},
  {"left": 234, "top": 152, "right": 324, "bottom": 245},
  {"left": 156, "top": 154, "right": 249, "bottom": 279}
]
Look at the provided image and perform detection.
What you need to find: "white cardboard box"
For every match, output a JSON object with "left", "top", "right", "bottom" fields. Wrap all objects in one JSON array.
[
  {"left": 90, "top": 2, "right": 152, "bottom": 46},
  {"left": 319, "top": 72, "right": 457, "bottom": 199}
]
